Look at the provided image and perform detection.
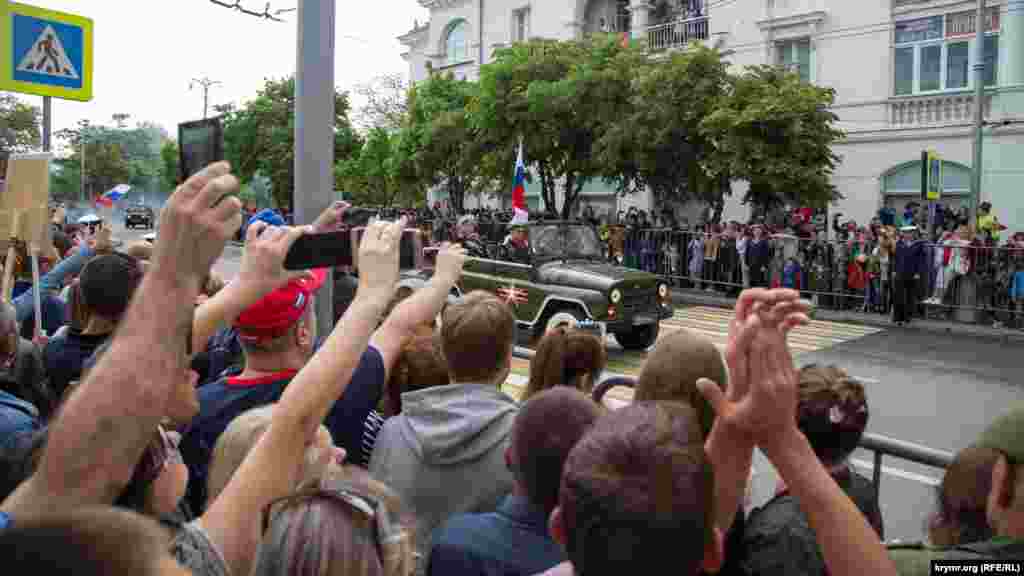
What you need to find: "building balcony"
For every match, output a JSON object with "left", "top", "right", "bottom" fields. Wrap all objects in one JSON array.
[
  {"left": 647, "top": 15, "right": 710, "bottom": 52},
  {"left": 888, "top": 91, "right": 993, "bottom": 127}
]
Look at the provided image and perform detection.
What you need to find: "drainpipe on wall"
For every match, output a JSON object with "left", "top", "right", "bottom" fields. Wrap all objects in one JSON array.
[{"left": 478, "top": 0, "right": 484, "bottom": 73}]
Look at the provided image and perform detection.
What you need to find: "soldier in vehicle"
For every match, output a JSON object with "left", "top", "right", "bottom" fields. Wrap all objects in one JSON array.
[
  {"left": 502, "top": 223, "right": 531, "bottom": 264},
  {"left": 454, "top": 214, "right": 491, "bottom": 259}
]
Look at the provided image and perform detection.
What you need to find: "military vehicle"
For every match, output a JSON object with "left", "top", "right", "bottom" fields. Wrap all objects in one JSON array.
[
  {"left": 386, "top": 222, "right": 673, "bottom": 350},
  {"left": 125, "top": 204, "right": 154, "bottom": 229}
]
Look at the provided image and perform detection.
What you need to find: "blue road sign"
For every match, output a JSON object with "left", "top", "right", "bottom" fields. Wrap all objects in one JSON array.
[{"left": 0, "top": 2, "right": 94, "bottom": 101}]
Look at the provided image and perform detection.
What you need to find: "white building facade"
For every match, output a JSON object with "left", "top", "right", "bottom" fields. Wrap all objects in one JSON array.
[{"left": 400, "top": 0, "right": 1024, "bottom": 232}]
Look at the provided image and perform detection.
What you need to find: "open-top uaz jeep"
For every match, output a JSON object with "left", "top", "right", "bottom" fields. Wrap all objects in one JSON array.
[
  {"left": 431, "top": 222, "right": 673, "bottom": 350},
  {"left": 332, "top": 222, "right": 673, "bottom": 350}
]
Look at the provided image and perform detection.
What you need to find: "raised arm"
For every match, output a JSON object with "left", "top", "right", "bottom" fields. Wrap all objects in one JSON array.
[
  {"left": 707, "top": 301, "right": 896, "bottom": 576},
  {"left": 1, "top": 162, "right": 242, "bottom": 516},
  {"left": 371, "top": 242, "right": 466, "bottom": 379},
  {"left": 200, "top": 218, "right": 403, "bottom": 576},
  {"left": 191, "top": 221, "right": 313, "bottom": 353},
  {"left": 699, "top": 288, "right": 809, "bottom": 533}
]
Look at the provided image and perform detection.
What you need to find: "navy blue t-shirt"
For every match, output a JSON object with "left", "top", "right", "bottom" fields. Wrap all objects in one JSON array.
[
  {"left": 42, "top": 330, "right": 109, "bottom": 401},
  {"left": 180, "top": 345, "right": 385, "bottom": 515}
]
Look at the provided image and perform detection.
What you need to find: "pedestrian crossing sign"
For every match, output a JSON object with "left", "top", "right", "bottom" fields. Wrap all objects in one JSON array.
[{"left": 0, "top": 1, "right": 93, "bottom": 101}]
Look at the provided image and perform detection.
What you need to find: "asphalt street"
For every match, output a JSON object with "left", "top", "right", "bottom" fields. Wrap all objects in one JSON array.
[{"left": 118, "top": 222, "right": 1023, "bottom": 543}]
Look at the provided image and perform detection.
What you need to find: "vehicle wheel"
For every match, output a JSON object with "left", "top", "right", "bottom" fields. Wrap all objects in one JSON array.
[
  {"left": 534, "top": 305, "right": 587, "bottom": 342},
  {"left": 614, "top": 322, "right": 660, "bottom": 351}
]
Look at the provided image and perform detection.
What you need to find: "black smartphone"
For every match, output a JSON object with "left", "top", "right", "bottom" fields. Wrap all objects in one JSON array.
[
  {"left": 285, "top": 228, "right": 424, "bottom": 271},
  {"left": 284, "top": 230, "right": 353, "bottom": 270}
]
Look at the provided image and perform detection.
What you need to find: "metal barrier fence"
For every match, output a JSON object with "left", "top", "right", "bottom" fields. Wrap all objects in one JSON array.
[
  {"left": 608, "top": 228, "right": 1024, "bottom": 329},
  {"left": 423, "top": 219, "right": 1024, "bottom": 327},
  {"left": 511, "top": 345, "right": 955, "bottom": 503}
]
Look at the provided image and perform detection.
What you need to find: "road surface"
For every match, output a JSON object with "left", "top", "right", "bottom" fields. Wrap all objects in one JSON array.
[{"left": 118, "top": 222, "right": 1022, "bottom": 542}]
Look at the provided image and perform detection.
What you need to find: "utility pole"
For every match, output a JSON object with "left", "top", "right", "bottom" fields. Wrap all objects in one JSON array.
[
  {"left": 190, "top": 77, "right": 222, "bottom": 119},
  {"left": 295, "top": 0, "right": 336, "bottom": 334},
  {"left": 79, "top": 119, "right": 89, "bottom": 204},
  {"left": 970, "top": 0, "right": 987, "bottom": 226}
]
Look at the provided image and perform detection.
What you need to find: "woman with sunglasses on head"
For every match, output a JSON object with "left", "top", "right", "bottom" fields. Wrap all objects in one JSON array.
[{"left": 255, "top": 465, "right": 416, "bottom": 576}]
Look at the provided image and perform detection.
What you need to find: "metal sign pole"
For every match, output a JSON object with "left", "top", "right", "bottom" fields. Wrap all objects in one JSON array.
[
  {"left": 41, "top": 96, "right": 51, "bottom": 151},
  {"left": 970, "top": 0, "right": 987, "bottom": 227},
  {"left": 295, "top": 0, "right": 336, "bottom": 333}
]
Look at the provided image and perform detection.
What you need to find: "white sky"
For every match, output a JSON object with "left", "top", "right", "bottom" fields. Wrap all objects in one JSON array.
[{"left": 8, "top": 0, "right": 427, "bottom": 145}]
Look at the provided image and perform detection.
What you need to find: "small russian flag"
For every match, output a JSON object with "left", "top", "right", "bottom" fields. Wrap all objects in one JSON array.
[{"left": 96, "top": 184, "right": 130, "bottom": 208}]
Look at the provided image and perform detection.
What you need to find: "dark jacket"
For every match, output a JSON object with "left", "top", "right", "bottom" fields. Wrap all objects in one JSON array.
[
  {"left": 894, "top": 240, "right": 927, "bottom": 277},
  {"left": 0, "top": 391, "right": 39, "bottom": 453},
  {"left": 427, "top": 495, "right": 565, "bottom": 576},
  {"left": 743, "top": 467, "right": 883, "bottom": 576}
]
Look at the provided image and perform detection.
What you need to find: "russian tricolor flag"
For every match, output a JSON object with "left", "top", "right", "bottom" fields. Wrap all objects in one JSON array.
[
  {"left": 96, "top": 184, "right": 130, "bottom": 207},
  {"left": 510, "top": 140, "right": 528, "bottom": 225}
]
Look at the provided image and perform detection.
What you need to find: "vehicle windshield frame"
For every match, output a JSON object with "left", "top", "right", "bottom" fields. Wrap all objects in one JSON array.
[{"left": 529, "top": 223, "right": 604, "bottom": 261}]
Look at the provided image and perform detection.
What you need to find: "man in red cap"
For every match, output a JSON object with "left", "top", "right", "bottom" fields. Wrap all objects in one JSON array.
[{"left": 180, "top": 221, "right": 468, "bottom": 516}]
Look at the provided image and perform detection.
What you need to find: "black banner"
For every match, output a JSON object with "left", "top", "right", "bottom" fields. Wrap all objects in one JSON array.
[{"left": 177, "top": 117, "right": 224, "bottom": 185}]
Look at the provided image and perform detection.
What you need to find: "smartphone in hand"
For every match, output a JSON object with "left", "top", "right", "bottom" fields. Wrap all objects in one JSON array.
[{"left": 284, "top": 231, "right": 352, "bottom": 270}]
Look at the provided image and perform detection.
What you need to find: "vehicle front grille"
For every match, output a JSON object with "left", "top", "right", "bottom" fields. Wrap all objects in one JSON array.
[{"left": 620, "top": 287, "right": 658, "bottom": 310}]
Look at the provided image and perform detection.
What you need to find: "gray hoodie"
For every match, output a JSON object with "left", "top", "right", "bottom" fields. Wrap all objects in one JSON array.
[{"left": 369, "top": 383, "right": 518, "bottom": 561}]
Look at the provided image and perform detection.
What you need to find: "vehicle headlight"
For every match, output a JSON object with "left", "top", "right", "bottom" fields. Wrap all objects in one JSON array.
[
  {"left": 610, "top": 289, "right": 622, "bottom": 304},
  {"left": 658, "top": 284, "right": 669, "bottom": 299}
]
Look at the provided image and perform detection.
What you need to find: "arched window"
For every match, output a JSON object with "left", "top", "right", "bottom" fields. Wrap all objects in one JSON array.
[{"left": 445, "top": 20, "right": 468, "bottom": 65}]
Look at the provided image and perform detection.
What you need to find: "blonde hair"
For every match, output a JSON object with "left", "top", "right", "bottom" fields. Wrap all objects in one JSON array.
[{"left": 206, "top": 405, "right": 334, "bottom": 506}]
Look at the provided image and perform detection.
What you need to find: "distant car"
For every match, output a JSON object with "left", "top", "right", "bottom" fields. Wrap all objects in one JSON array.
[{"left": 125, "top": 205, "right": 154, "bottom": 229}]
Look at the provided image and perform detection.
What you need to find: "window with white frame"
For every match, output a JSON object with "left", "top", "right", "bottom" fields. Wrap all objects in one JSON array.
[
  {"left": 776, "top": 38, "right": 811, "bottom": 82},
  {"left": 513, "top": 7, "right": 530, "bottom": 43},
  {"left": 893, "top": 8, "right": 1000, "bottom": 96},
  {"left": 445, "top": 20, "right": 469, "bottom": 65}
]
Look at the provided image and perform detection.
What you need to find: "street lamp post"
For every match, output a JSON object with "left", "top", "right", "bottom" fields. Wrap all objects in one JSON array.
[{"left": 190, "top": 77, "right": 223, "bottom": 119}]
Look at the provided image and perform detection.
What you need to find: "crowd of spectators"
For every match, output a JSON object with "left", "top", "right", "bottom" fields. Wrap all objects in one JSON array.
[{"left": 0, "top": 162, "right": 1020, "bottom": 576}]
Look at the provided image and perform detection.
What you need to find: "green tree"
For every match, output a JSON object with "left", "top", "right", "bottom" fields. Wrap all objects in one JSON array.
[
  {"left": 473, "top": 36, "right": 637, "bottom": 219},
  {"left": 702, "top": 65, "right": 844, "bottom": 212},
  {"left": 160, "top": 139, "right": 179, "bottom": 189},
  {"left": 353, "top": 73, "right": 409, "bottom": 132},
  {"left": 598, "top": 44, "right": 732, "bottom": 220},
  {"left": 402, "top": 73, "right": 492, "bottom": 213},
  {"left": 0, "top": 94, "right": 40, "bottom": 157},
  {"left": 336, "top": 127, "right": 421, "bottom": 208},
  {"left": 222, "top": 76, "right": 362, "bottom": 211}
]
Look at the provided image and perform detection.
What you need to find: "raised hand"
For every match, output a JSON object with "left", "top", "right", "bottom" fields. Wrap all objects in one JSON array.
[
  {"left": 699, "top": 288, "right": 809, "bottom": 437},
  {"left": 357, "top": 217, "right": 405, "bottom": 305},
  {"left": 433, "top": 242, "right": 467, "bottom": 286},
  {"left": 237, "top": 221, "right": 311, "bottom": 296},
  {"left": 151, "top": 162, "right": 243, "bottom": 287},
  {"left": 312, "top": 201, "right": 352, "bottom": 233}
]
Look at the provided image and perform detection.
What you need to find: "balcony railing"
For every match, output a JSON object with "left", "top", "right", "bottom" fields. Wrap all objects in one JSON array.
[
  {"left": 647, "top": 15, "right": 709, "bottom": 52},
  {"left": 889, "top": 92, "right": 992, "bottom": 126}
]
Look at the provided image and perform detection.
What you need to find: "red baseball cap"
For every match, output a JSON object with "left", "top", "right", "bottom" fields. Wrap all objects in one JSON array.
[{"left": 234, "top": 268, "right": 328, "bottom": 342}]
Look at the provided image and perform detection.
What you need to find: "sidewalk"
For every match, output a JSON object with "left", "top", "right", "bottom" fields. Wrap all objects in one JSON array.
[{"left": 670, "top": 289, "right": 1024, "bottom": 343}]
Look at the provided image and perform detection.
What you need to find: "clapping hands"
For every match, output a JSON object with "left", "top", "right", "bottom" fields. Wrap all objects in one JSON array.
[{"left": 698, "top": 288, "right": 810, "bottom": 450}]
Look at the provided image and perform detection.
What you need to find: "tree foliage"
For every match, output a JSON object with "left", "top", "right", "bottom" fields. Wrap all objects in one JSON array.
[
  {"left": 353, "top": 73, "right": 409, "bottom": 132},
  {"left": 53, "top": 119, "right": 169, "bottom": 203},
  {"left": 475, "top": 37, "right": 639, "bottom": 219},
  {"left": 0, "top": 94, "right": 40, "bottom": 157},
  {"left": 599, "top": 44, "right": 732, "bottom": 215},
  {"left": 702, "top": 65, "right": 844, "bottom": 211},
  {"left": 336, "top": 127, "right": 421, "bottom": 208},
  {"left": 160, "top": 139, "right": 179, "bottom": 190},
  {"left": 221, "top": 77, "right": 362, "bottom": 210},
  {"left": 402, "top": 73, "right": 492, "bottom": 213}
]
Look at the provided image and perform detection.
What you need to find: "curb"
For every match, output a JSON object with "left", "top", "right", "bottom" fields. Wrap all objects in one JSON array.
[{"left": 670, "top": 289, "right": 1024, "bottom": 344}]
